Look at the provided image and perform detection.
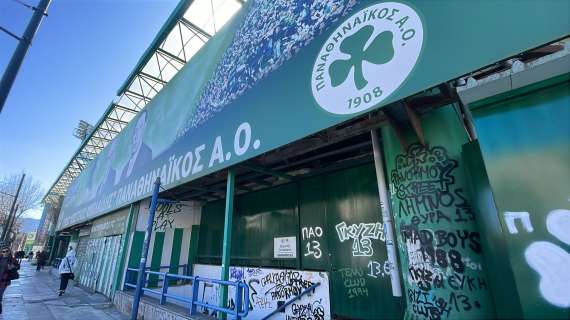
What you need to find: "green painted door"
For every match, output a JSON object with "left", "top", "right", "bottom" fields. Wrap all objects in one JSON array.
[
  {"left": 127, "top": 231, "right": 145, "bottom": 285},
  {"left": 169, "top": 228, "right": 184, "bottom": 284},
  {"left": 148, "top": 232, "right": 165, "bottom": 287},
  {"left": 187, "top": 225, "right": 200, "bottom": 275}
]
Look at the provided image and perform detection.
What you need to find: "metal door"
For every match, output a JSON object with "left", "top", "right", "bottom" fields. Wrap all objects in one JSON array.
[{"left": 96, "top": 235, "right": 122, "bottom": 296}]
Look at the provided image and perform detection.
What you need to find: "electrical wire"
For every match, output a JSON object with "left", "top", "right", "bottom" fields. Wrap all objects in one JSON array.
[{"left": 10, "top": 0, "right": 34, "bottom": 11}]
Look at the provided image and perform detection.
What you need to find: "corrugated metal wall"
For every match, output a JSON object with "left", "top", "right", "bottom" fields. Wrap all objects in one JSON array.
[
  {"left": 197, "top": 164, "right": 403, "bottom": 319},
  {"left": 470, "top": 75, "right": 570, "bottom": 319},
  {"left": 78, "top": 235, "right": 122, "bottom": 297}
]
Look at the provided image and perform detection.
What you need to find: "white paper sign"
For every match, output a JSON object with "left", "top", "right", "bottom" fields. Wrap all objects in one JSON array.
[{"left": 274, "top": 236, "right": 297, "bottom": 258}]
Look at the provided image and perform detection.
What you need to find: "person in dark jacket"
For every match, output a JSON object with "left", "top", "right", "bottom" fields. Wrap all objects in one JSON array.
[
  {"left": 0, "top": 244, "right": 20, "bottom": 314},
  {"left": 36, "top": 250, "right": 47, "bottom": 271}
]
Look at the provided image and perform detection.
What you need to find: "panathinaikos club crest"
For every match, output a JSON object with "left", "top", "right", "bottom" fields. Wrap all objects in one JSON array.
[{"left": 312, "top": 2, "right": 424, "bottom": 115}]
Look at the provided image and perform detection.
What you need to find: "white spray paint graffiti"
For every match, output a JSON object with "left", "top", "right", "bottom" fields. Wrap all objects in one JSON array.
[
  {"left": 193, "top": 264, "right": 331, "bottom": 319},
  {"left": 335, "top": 221, "right": 385, "bottom": 257},
  {"left": 546, "top": 209, "right": 570, "bottom": 245},
  {"left": 367, "top": 259, "right": 393, "bottom": 279},
  {"left": 503, "top": 211, "right": 534, "bottom": 234},
  {"left": 525, "top": 241, "right": 570, "bottom": 308},
  {"left": 302, "top": 226, "right": 323, "bottom": 259},
  {"left": 506, "top": 208, "right": 570, "bottom": 308}
]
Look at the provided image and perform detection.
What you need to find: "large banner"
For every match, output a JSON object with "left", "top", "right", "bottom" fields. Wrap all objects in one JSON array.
[{"left": 57, "top": 0, "right": 570, "bottom": 230}]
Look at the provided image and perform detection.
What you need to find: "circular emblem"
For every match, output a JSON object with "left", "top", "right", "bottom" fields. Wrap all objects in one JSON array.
[{"left": 311, "top": 2, "right": 424, "bottom": 115}]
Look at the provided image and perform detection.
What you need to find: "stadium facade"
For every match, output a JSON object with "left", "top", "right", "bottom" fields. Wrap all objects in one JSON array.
[{"left": 40, "top": 1, "right": 569, "bottom": 319}]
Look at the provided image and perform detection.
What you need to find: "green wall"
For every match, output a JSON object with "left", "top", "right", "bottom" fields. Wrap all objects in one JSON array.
[
  {"left": 198, "top": 183, "right": 298, "bottom": 269},
  {"left": 382, "top": 105, "right": 495, "bottom": 319},
  {"left": 300, "top": 164, "right": 403, "bottom": 319},
  {"left": 462, "top": 141, "right": 523, "bottom": 319},
  {"left": 198, "top": 164, "right": 403, "bottom": 319},
  {"left": 471, "top": 76, "right": 570, "bottom": 319}
]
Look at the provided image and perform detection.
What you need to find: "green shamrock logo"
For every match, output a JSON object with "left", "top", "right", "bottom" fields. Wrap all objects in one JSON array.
[{"left": 329, "top": 25, "right": 395, "bottom": 90}]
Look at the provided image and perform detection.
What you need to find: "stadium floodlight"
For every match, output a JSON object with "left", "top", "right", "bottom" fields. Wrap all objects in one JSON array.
[{"left": 73, "top": 120, "right": 95, "bottom": 142}]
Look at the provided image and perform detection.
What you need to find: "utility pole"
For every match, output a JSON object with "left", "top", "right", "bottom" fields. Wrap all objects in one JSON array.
[
  {"left": 0, "top": 0, "right": 52, "bottom": 114},
  {"left": 1, "top": 174, "right": 25, "bottom": 242}
]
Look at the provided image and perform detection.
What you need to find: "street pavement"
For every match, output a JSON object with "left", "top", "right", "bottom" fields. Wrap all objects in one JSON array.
[{"left": 1, "top": 260, "right": 127, "bottom": 320}]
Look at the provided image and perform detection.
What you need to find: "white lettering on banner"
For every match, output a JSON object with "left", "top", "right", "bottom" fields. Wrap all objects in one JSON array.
[
  {"left": 192, "top": 144, "right": 205, "bottom": 174},
  {"left": 193, "top": 264, "right": 331, "bottom": 319},
  {"left": 209, "top": 136, "right": 225, "bottom": 167},
  {"left": 57, "top": 122, "right": 262, "bottom": 231},
  {"left": 181, "top": 151, "right": 193, "bottom": 177},
  {"left": 234, "top": 122, "right": 251, "bottom": 156}
]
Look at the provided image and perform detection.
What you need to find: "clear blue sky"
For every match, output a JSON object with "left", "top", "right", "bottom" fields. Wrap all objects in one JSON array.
[{"left": 0, "top": 0, "right": 179, "bottom": 218}]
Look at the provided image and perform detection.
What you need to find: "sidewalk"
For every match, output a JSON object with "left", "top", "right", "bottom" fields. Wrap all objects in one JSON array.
[{"left": 1, "top": 260, "right": 127, "bottom": 320}]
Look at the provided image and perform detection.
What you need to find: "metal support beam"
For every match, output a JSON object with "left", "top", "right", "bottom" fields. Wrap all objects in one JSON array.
[
  {"left": 131, "top": 177, "right": 161, "bottom": 320},
  {"left": 449, "top": 83, "right": 478, "bottom": 142},
  {"left": 179, "top": 17, "right": 212, "bottom": 39},
  {"left": 0, "top": 0, "right": 51, "bottom": 113},
  {"left": 219, "top": 168, "right": 235, "bottom": 319},
  {"left": 139, "top": 71, "right": 168, "bottom": 85},
  {"left": 156, "top": 48, "right": 186, "bottom": 65},
  {"left": 383, "top": 112, "right": 408, "bottom": 150},
  {"left": 404, "top": 102, "right": 426, "bottom": 145},
  {"left": 240, "top": 163, "right": 294, "bottom": 182}
]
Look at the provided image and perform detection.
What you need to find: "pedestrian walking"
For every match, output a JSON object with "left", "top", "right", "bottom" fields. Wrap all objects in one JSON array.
[
  {"left": 27, "top": 251, "right": 34, "bottom": 261},
  {"left": 0, "top": 244, "right": 20, "bottom": 314},
  {"left": 41, "top": 250, "right": 48, "bottom": 269},
  {"left": 36, "top": 250, "right": 46, "bottom": 271},
  {"left": 57, "top": 246, "right": 76, "bottom": 296}
]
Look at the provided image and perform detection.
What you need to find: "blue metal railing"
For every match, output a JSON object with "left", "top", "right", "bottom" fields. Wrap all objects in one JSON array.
[
  {"left": 145, "top": 264, "right": 189, "bottom": 271},
  {"left": 145, "top": 264, "right": 191, "bottom": 277},
  {"left": 124, "top": 268, "right": 249, "bottom": 319}
]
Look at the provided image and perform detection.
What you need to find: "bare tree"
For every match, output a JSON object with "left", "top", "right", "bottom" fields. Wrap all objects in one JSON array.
[{"left": 0, "top": 173, "right": 44, "bottom": 233}]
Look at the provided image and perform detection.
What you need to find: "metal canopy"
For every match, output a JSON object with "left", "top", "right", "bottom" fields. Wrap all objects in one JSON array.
[{"left": 43, "top": 0, "right": 244, "bottom": 205}]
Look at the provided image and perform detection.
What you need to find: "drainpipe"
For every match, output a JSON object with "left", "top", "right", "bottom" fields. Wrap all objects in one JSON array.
[{"left": 370, "top": 129, "right": 402, "bottom": 297}]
